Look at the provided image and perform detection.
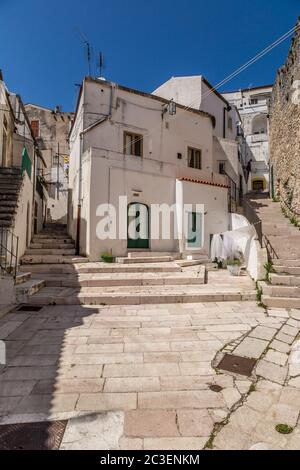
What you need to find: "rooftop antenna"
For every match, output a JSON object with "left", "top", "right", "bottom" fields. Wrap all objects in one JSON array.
[
  {"left": 97, "top": 52, "right": 105, "bottom": 78},
  {"left": 76, "top": 27, "right": 92, "bottom": 77}
]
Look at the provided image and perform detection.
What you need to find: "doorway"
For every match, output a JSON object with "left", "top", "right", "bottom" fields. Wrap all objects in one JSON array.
[
  {"left": 127, "top": 202, "right": 149, "bottom": 249},
  {"left": 187, "top": 211, "right": 203, "bottom": 249}
]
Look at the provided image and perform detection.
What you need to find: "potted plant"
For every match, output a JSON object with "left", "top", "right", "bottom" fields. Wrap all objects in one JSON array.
[
  {"left": 226, "top": 258, "right": 242, "bottom": 276},
  {"left": 101, "top": 252, "right": 114, "bottom": 263}
]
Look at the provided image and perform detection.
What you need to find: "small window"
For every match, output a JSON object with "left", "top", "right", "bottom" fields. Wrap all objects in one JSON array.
[
  {"left": 228, "top": 116, "right": 233, "bottom": 130},
  {"left": 31, "top": 120, "right": 40, "bottom": 138},
  {"left": 219, "top": 162, "right": 226, "bottom": 174},
  {"left": 249, "top": 99, "right": 258, "bottom": 105},
  {"left": 188, "top": 147, "right": 202, "bottom": 170},
  {"left": 124, "top": 132, "right": 143, "bottom": 157}
]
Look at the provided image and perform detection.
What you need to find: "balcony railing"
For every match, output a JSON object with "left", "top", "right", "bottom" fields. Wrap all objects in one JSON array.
[{"left": 0, "top": 228, "right": 19, "bottom": 281}]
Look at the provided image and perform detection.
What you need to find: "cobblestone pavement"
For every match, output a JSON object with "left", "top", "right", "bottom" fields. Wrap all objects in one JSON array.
[{"left": 0, "top": 301, "right": 299, "bottom": 450}]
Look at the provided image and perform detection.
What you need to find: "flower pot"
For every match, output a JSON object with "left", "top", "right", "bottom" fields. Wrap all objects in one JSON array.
[{"left": 227, "top": 264, "right": 241, "bottom": 276}]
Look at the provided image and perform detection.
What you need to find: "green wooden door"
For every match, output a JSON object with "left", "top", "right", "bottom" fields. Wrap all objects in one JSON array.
[{"left": 127, "top": 203, "right": 149, "bottom": 249}]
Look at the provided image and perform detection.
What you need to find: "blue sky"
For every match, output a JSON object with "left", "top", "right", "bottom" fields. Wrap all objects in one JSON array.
[{"left": 1, "top": 0, "right": 299, "bottom": 110}]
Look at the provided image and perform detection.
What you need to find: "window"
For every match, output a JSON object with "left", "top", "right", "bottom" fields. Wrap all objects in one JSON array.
[
  {"left": 188, "top": 147, "right": 202, "bottom": 170},
  {"left": 124, "top": 132, "right": 143, "bottom": 157},
  {"left": 219, "top": 162, "right": 226, "bottom": 174},
  {"left": 31, "top": 120, "right": 40, "bottom": 138},
  {"left": 228, "top": 116, "right": 233, "bottom": 130},
  {"left": 249, "top": 98, "right": 258, "bottom": 105}
]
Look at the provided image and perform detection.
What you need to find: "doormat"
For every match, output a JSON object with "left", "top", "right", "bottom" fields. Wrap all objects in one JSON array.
[{"left": 0, "top": 420, "right": 67, "bottom": 450}]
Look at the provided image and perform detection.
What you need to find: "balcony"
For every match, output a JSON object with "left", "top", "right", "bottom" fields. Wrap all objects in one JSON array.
[{"left": 249, "top": 133, "right": 268, "bottom": 143}]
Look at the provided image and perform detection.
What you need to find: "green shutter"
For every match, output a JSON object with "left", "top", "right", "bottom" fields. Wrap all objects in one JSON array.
[{"left": 21, "top": 147, "right": 32, "bottom": 179}]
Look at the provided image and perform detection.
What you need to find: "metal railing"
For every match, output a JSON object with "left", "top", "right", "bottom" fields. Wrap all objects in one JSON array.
[
  {"left": 0, "top": 228, "right": 19, "bottom": 281},
  {"left": 263, "top": 234, "right": 279, "bottom": 260}
]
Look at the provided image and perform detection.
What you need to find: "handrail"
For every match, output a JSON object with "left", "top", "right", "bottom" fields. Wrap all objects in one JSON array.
[
  {"left": 263, "top": 234, "right": 279, "bottom": 260},
  {"left": 0, "top": 228, "right": 19, "bottom": 281}
]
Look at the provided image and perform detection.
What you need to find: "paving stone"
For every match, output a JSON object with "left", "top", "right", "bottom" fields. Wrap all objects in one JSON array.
[
  {"left": 138, "top": 390, "right": 225, "bottom": 409},
  {"left": 288, "top": 376, "right": 300, "bottom": 387},
  {"left": 222, "top": 387, "right": 241, "bottom": 409},
  {"left": 229, "top": 405, "right": 262, "bottom": 433},
  {"left": 58, "top": 364, "right": 103, "bottom": 379},
  {"left": 143, "top": 437, "right": 207, "bottom": 450},
  {"left": 124, "top": 342, "right": 170, "bottom": 353},
  {"left": 143, "top": 352, "right": 180, "bottom": 363},
  {"left": 235, "top": 380, "right": 252, "bottom": 394},
  {"left": 265, "top": 350, "right": 288, "bottom": 366},
  {"left": 103, "top": 363, "right": 180, "bottom": 377},
  {"left": 124, "top": 410, "right": 178, "bottom": 437},
  {"left": 32, "top": 378, "right": 104, "bottom": 394},
  {"left": 14, "top": 393, "right": 79, "bottom": 414},
  {"left": 281, "top": 324, "right": 299, "bottom": 338},
  {"left": 76, "top": 393, "right": 137, "bottom": 411},
  {"left": 269, "top": 339, "right": 290, "bottom": 354},
  {"left": 266, "top": 403, "right": 299, "bottom": 427},
  {"left": 104, "top": 377, "right": 160, "bottom": 393},
  {"left": 0, "top": 397, "right": 22, "bottom": 414},
  {"left": 279, "top": 388, "right": 300, "bottom": 408},
  {"left": 256, "top": 360, "right": 288, "bottom": 385},
  {"left": 275, "top": 332, "right": 294, "bottom": 345},
  {"left": 60, "top": 411, "right": 124, "bottom": 450},
  {"left": 268, "top": 309, "right": 289, "bottom": 319},
  {"left": 0, "top": 380, "right": 36, "bottom": 397},
  {"left": 177, "top": 409, "right": 214, "bottom": 437},
  {"left": 0, "top": 366, "right": 57, "bottom": 381},
  {"left": 160, "top": 376, "right": 211, "bottom": 391},
  {"left": 179, "top": 362, "right": 213, "bottom": 376},
  {"left": 234, "top": 337, "right": 269, "bottom": 359},
  {"left": 249, "top": 326, "right": 277, "bottom": 341},
  {"left": 214, "top": 423, "right": 251, "bottom": 450},
  {"left": 290, "top": 310, "right": 300, "bottom": 321},
  {"left": 246, "top": 391, "right": 275, "bottom": 413},
  {"left": 118, "top": 437, "right": 143, "bottom": 450}
]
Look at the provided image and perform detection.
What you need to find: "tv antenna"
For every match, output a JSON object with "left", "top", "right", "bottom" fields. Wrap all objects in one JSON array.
[
  {"left": 76, "top": 27, "right": 93, "bottom": 76},
  {"left": 97, "top": 52, "right": 105, "bottom": 78}
]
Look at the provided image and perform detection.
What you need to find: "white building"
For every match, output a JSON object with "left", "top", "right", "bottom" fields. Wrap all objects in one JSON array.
[
  {"left": 68, "top": 77, "right": 232, "bottom": 261},
  {"left": 222, "top": 85, "right": 273, "bottom": 192},
  {"left": 153, "top": 76, "right": 247, "bottom": 205}
]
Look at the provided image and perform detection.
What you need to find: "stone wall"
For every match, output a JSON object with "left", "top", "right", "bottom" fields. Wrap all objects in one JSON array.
[{"left": 269, "top": 18, "right": 300, "bottom": 217}]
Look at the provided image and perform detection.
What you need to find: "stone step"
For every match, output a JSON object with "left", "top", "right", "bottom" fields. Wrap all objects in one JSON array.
[
  {"left": 0, "top": 188, "right": 19, "bottom": 195},
  {"left": 127, "top": 251, "right": 178, "bottom": 258},
  {"left": 27, "top": 285, "right": 256, "bottom": 306},
  {"left": 15, "top": 272, "right": 31, "bottom": 285},
  {"left": 33, "top": 234, "right": 70, "bottom": 241},
  {"left": 41, "top": 270, "right": 206, "bottom": 288},
  {"left": 19, "top": 262, "right": 182, "bottom": 274},
  {"left": 269, "top": 273, "right": 300, "bottom": 286},
  {"left": 176, "top": 259, "right": 211, "bottom": 268},
  {"left": 15, "top": 279, "right": 45, "bottom": 303},
  {"left": 116, "top": 256, "right": 175, "bottom": 264},
  {"left": 1, "top": 194, "right": 18, "bottom": 201},
  {"left": 0, "top": 206, "right": 16, "bottom": 214},
  {"left": 262, "top": 295, "right": 300, "bottom": 309},
  {"left": 273, "top": 265, "right": 300, "bottom": 275},
  {"left": 260, "top": 281, "right": 300, "bottom": 298},
  {"left": 29, "top": 243, "right": 75, "bottom": 250},
  {"left": 0, "top": 220, "right": 12, "bottom": 227},
  {"left": 0, "top": 167, "right": 21, "bottom": 176},
  {"left": 0, "top": 200, "right": 18, "bottom": 207},
  {"left": 20, "top": 255, "right": 89, "bottom": 265},
  {"left": 25, "top": 248, "right": 76, "bottom": 255},
  {"left": 272, "top": 259, "right": 300, "bottom": 267}
]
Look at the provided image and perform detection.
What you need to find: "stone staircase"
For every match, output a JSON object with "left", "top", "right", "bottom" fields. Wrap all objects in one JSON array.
[
  {"left": 21, "top": 223, "right": 88, "bottom": 265},
  {"left": 247, "top": 195, "right": 300, "bottom": 309},
  {"left": 0, "top": 167, "right": 23, "bottom": 228}
]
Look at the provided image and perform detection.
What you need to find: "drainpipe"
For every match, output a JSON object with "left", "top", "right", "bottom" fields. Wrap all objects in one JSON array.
[{"left": 75, "top": 82, "right": 114, "bottom": 255}]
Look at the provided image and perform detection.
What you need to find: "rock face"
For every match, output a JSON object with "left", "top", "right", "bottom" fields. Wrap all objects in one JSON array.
[{"left": 269, "top": 18, "right": 300, "bottom": 218}]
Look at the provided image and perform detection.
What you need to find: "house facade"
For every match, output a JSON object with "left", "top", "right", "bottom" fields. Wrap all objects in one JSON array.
[
  {"left": 222, "top": 85, "right": 273, "bottom": 192},
  {"left": 68, "top": 77, "right": 231, "bottom": 261},
  {"left": 0, "top": 74, "right": 47, "bottom": 262},
  {"left": 153, "top": 76, "right": 247, "bottom": 207},
  {"left": 25, "top": 103, "right": 73, "bottom": 224}
]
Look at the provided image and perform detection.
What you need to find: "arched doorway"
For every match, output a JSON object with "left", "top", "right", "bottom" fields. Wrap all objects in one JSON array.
[
  {"left": 127, "top": 202, "right": 149, "bottom": 249},
  {"left": 252, "top": 178, "right": 266, "bottom": 191}
]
